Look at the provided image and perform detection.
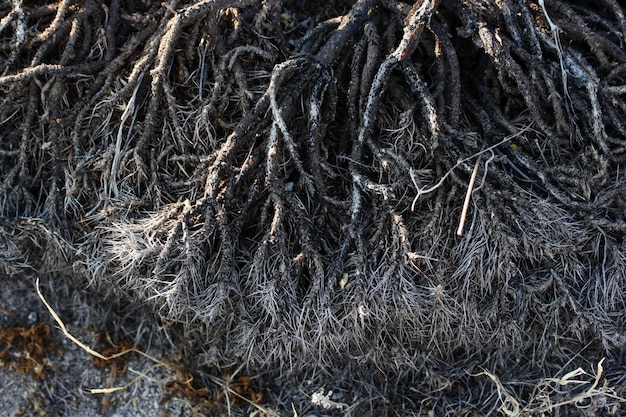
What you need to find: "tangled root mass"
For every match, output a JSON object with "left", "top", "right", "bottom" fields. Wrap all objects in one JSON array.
[{"left": 1, "top": 0, "right": 625, "bottom": 412}]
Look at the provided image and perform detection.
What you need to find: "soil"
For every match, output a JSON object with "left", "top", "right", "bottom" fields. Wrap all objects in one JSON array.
[{"left": 0, "top": 273, "right": 348, "bottom": 417}]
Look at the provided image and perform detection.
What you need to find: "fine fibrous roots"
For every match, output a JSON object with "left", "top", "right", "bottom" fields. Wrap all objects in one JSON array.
[{"left": 1, "top": 0, "right": 625, "bottom": 413}]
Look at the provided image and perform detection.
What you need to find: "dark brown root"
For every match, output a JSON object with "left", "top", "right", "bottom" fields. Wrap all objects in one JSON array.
[{"left": 1, "top": 0, "right": 625, "bottom": 414}]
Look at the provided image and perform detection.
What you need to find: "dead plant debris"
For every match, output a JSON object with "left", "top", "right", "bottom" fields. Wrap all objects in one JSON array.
[
  {"left": 0, "top": 322, "right": 55, "bottom": 379},
  {"left": 92, "top": 330, "right": 135, "bottom": 375},
  {"left": 34, "top": 283, "right": 268, "bottom": 414}
]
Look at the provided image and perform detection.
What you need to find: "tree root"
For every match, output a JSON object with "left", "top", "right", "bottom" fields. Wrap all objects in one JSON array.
[{"left": 1, "top": 0, "right": 626, "bottom": 414}]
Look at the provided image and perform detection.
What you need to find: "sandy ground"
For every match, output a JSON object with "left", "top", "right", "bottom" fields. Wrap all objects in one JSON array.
[
  {"left": 0, "top": 273, "right": 347, "bottom": 417},
  {"left": 0, "top": 274, "right": 191, "bottom": 416}
]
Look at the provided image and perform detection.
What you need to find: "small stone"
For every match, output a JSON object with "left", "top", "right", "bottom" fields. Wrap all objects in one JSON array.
[{"left": 27, "top": 312, "right": 37, "bottom": 324}]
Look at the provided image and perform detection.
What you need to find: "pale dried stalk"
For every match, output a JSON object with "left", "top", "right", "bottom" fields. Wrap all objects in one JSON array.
[{"left": 457, "top": 155, "right": 482, "bottom": 236}]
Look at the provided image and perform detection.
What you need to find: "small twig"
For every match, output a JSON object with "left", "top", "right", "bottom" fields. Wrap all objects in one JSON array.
[
  {"left": 457, "top": 154, "right": 482, "bottom": 236},
  {"left": 36, "top": 278, "right": 131, "bottom": 361},
  {"left": 90, "top": 377, "right": 142, "bottom": 394},
  {"left": 36, "top": 278, "right": 170, "bottom": 395},
  {"left": 411, "top": 126, "right": 532, "bottom": 209}
]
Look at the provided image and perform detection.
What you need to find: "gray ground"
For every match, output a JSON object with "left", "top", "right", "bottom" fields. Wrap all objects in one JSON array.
[
  {"left": 3, "top": 273, "right": 622, "bottom": 417},
  {"left": 0, "top": 273, "right": 350, "bottom": 417},
  {"left": 0, "top": 274, "right": 186, "bottom": 417}
]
